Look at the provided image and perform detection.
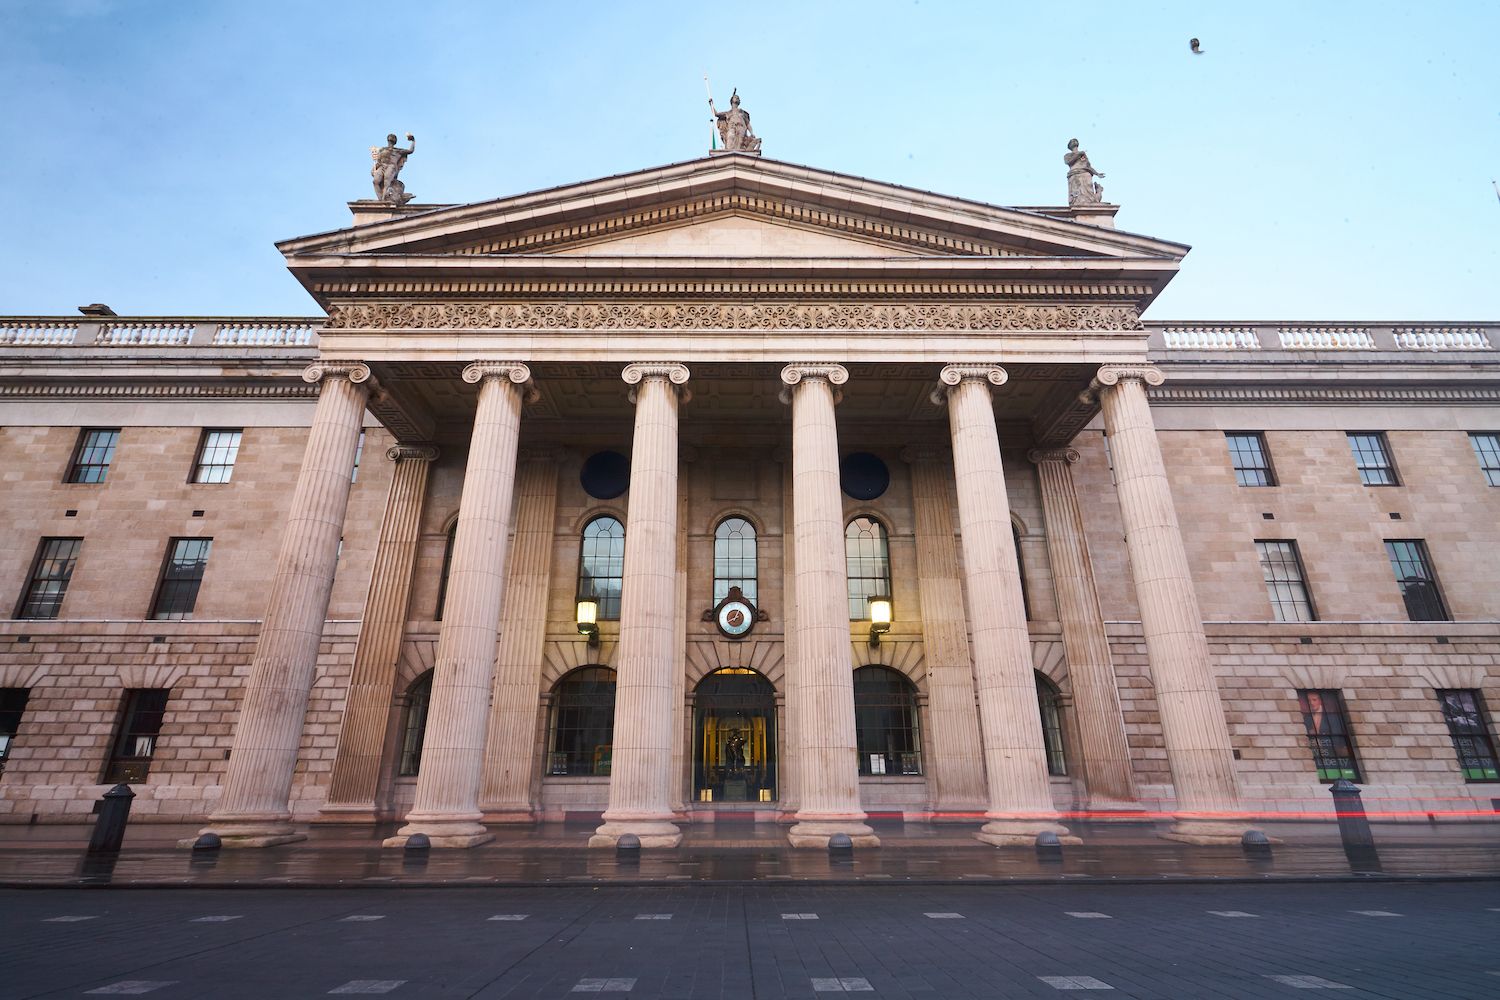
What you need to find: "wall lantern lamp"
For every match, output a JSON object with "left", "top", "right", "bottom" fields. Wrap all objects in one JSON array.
[
  {"left": 576, "top": 597, "right": 600, "bottom": 647},
  {"left": 867, "top": 596, "right": 892, "bottom": 648}
]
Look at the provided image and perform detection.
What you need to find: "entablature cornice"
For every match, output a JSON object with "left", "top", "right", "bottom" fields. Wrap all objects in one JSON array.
[{"left": 312, "top": 278, "right": 1159, "bottom": 301}]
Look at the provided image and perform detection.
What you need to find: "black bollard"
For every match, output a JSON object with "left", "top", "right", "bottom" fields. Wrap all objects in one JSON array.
[
  {"left": 616, "top": 833, "right": 641, "bottom": 867},
  {"left": 402, "top": 833, "right": 431, "bottom": 872},
  {"left": 86, "top": 784, "right": 135, "bottom": 854},
  {"left": 192, "top": 832, "right": 222, "bottom": 851},
  {"left": 404, "top": 833, "right": 431, "bottom": 852},
  {"left": 1035, "top": 830, "right": 1063, "bottom": 862},
  {"left": 1330, "top": 779, "right": 1382, "bottom": 873},
  {"left": 1240, "top": 829, "right": 1273, "bottom": 856},
  {"left": 827, "top": 832, "right": 854, "bottom": 867}
]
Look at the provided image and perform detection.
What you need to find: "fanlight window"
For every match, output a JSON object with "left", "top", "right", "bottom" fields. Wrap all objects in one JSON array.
[
  {"left": 578, "top": 516, "right": 625, "bottom": 620},
  {"left": 713, "top": 517, "right": 757, "bottom": 604}
]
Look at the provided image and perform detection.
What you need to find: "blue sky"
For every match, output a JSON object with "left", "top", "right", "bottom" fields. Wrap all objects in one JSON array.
[{"left": 1, "top": 1, "right": 1496, "bottom": 319}]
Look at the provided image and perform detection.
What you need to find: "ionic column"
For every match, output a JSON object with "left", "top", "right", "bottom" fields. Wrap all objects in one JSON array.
[
  {"left": 322, "top": 443, "right": 440, "bottom": 822},
  {"left": 937, "top": 365, "right": 1074, "bottom": 847},
  {"left": 388, "top": 362, "right": 534, "bottom": 848},
  {"left": 901, "top": 446, "right": 988, "bottom": 819},
  {"left": 1091, "top": 365, "right": 1249, "bottom": 843},
  {"left": 591, "top": 363, "right": 690, "bottom": 848},
  {"left": 478, "top": 449, "right": 560, "bottom": 822},
  {"left": 1028, "top": 447, "right": 1140, "bottom": 812},
  {"left": 196, "top": 361, "right": 373, "bottom": 847},
  {"left": 781, "top": 363, "right": 877, "bottom": 848}
]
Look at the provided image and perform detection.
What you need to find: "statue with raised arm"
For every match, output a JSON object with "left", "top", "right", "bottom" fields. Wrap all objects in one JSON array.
[
  {"left": 370, "top": 132, "right": 416, "bottom": 205},
  {"left": 709, "top": 89, "right": 762, "bottom": 154},
  {"left": 1064, "top": 138, "right": 1106, "bottom": 206}
]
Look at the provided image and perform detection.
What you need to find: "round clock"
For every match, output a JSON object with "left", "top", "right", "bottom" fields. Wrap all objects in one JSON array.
[{"left": 716, "top": 599, "right": 755, "bottom": 638}]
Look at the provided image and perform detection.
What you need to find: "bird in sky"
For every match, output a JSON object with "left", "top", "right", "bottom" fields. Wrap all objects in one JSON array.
[{"left": 1190, "top": 37, "right": 1203, "bottom": 54}]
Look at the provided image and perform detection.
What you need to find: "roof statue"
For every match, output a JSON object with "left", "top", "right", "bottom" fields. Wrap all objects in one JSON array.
[
  {"left": 709, "top": 89, "right": 762, "bottom": 155},
  {"left": 1064, "top": 138, "right": 1106, "bottom": 206},
  {"left": 371, "top": 132, "right": 416, "bottom": 204}
]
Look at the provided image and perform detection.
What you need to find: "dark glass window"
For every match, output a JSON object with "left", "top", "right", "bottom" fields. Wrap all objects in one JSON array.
[
  {"left": 713, "top": 517, "right": 757, "bottom": 604},
  {"left": 1297, "top": 689, "right": 1360, "bottom": 782},
  {"left": 66, "top": 429, "right": 120, "bottom": 484},
  {"left": 578, "top": 516, "right": 625, "bottom": 620},
  {"left": 0, "top": 688, "right": 30, "bottom": 778},
  {"left": 1470, "top": 433, "right": 1500, "bottom": 487},
  {"left": 1347, "top": 432, "right": 1398, "bottom": 486},
  {"left": 1013, "top": 523, "right": 1030, "bottom": 620},
  {"left": 434, "top": 522, "right": 457, "bottom": 620},
  {"left": 1437, "top": 690, "right": 1499, "bottom": 782},
  {"left": 150, "top": 538, "right": 212, "bottom": 620},
  {"left": 192, "top": 429, "right": 242, "bottom": 484},
  {"left": 104, "top": 689, "right": 170, "bottom": 784},
  {"left": 1256, "top": 540, "right": 1316, "bottom": 622},
  {"left": 350, "top": 430, "right": 365, "bottom": 483},
  {"left": 397, "top": 671, "right": 432, "bottom": 777},
  {"left": 1384, "top": 539, "right": 1448, "bottom": 622},
  {"left": 845, "top": 517, "right": 892, "bottom": 621},
  {"left": 16, "top": 537, "right": 82, "bottom": 620},
  {"left": 547, "top": 667, "right": 617, "bottom": 776},
  {"left": 1225, "top": 432, "right": 1276, "bottom": 486},
  {"left": 854, "top": 666, "right": 921, "bottom": 776},
  {"left": 1036, "top": 673, "right": 1066, "bottom": 777}
]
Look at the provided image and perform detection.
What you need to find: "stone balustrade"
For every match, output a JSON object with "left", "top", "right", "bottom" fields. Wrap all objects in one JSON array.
[
  {"left": 1151, "top": 321, "right": 1499, "bottom": 356},
  {"left": 0, "top": 317, "right": 323, "bottom": 350}
]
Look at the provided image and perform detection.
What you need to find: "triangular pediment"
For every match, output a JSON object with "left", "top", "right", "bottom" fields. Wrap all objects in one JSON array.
[{"left": 547, "top": 212, "right": 920, "bottom": 258}]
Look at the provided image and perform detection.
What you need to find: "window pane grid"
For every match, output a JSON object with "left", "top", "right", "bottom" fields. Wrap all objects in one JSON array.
[
  {"left": 845, "top": 517, "right": 892, "bottom": 621},
  {"left": 1347, "top": 433, "right": 1397, "bottom": 485},
  {"left": 0, "top": 687, "right": 31, "bottom": 778},
  {"left": 1297, "top": 689, "right": 1360, "bottom": 782},
  {"left": 67, "top": 429, "right": 120, "bottom": 484},
  {"left": 578, "top": 517, "right": 625, "bottom": 620},
  {"left": 151, "top": 538, "right": 212, "bottom": 620},
  {"left": 104, "top": 688, "right": 170, "bottom": 784},
  {"left": 1384, "top": 539, "right": 1448, "bottom": 622},
  {"left": 1037, "top": 677, "right": 1067, "bottom": 777},
  {"left": 1437, "top": 690, "right": 1500, "bottom": 782},
  {"left": 193, "top": 430, "right": 242, "bottom": 484},
  {"left": 1256, "top": 540, "right": 1316, "bottom": 622},
  {"left": 1470, "top": 433, "right": 1500, "bottom": 487},
  {"left": 398, "top": 672, "right": 432, "bottom": 776},
  {"left": 18, "top": 537, "right": 82, "bottom": 620},
  {"left": 548, "top": 667, "right": 617, "bottom": 775},
  {"left": 713, "top": 517, "right": 757, "bottom": 604},
  {"left": 854, "top": 667, "right": 921, "bottom": 775},
  {"left": 1225, "top": 433, "right": 1275, "bottom": 487}
]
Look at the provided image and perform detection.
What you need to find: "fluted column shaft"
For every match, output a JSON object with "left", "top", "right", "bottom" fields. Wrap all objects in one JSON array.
[
  {"left": 391, "top": 362, "right": 532, "bottom": 848},
  {"left": 323, "top": 444, "right": 439, "bottom": 820},
  {"left": 591, "top": 363, "right": 690, "bottom": 848},
  {"left": 903, "top": 450, "right": 987, "bottom": 818},
  {"left": 201, "top": 362, "right": 372, "bottom": 846},
  {"left": 781, "top": 364, "right": 877, "bottom": 848},
  {"left": 939, "top": 365, "right": 1072, "bottom": 847},
  {"left": 1094, "top": 366, "right": 1246, "bottom": 842},
  {"left": 1030, "top": 447, "right": 1139, "bottom": 810},
  {"left": 479, "top": 452, "right": 559, "bottom": 821}
]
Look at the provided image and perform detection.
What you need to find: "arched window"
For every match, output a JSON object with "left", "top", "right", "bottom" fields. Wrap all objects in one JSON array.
[
  {"left": 845, "top": 516, "right": 891, "bottom": 621},
  {"left": 578, "top": 516, "right": 625, "bottom": 620},
  {"left": 397, "top": 671, "right": 433, "bottom": 777},
  {"left": 853, "top": 665, "right": 921, "bottom": 776},
  {"left": 1013, "top": 523, "right": 1030, "bottom": 620},
  {"left": 547, "top": 666, "right": 617, "bottom": 776},
  {"left": 1036, "top": 672, "right": 1066, "bottom": 777},
  {"left": 434, "top": 521, "right": 457, "bottom": 620},
  {"left": 713, "top": 517, "right": 757, "bottom": 604}
]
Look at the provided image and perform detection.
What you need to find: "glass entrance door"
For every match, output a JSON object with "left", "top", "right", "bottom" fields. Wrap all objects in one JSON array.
[{"left": 693, "top": 668, "right": 776, "bottom": 802}]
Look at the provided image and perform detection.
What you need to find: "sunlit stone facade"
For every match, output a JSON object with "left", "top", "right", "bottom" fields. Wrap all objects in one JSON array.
[{"left": 2, "top": 155, "right": 1497, "bottom": 846}]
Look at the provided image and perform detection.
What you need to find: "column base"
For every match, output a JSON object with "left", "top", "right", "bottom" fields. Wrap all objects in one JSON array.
[
  {"left": 479, "top": 808, "right": 537, "bottom": 825},
  {"left": 976, "top": 819, "right": 1080, "bottom": 847},
  {"left": 1081, "top": 794, "right": 1149, "bottom": 819},
  {"left": 589, "top": 820, "right": 682, "bottom": 849},
  {"left": 1159, "top": 819, "right": 1277, "bottom": 846},
  {"left": 313, "top": 804, "right": 385, "bottom": 825},
  {"left": 927, "top": 803, "right": 989, "bottom": 823},
  {"left": 179, "top": 822, "right": 305, "bottom": 849},
  {"left": 787, "top": 819, "right": 880, "bottom": 848},
  {"left": 384, "top": 817, "right": 493, "bottom": 849}
]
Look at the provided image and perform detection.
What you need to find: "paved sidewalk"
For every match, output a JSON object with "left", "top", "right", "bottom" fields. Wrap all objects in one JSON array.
[{"left": 1, "top": 819, "right": 1498, "bottom": 888}]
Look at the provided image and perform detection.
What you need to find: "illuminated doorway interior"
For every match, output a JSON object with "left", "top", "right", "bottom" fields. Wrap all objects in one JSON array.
[{"left": 694, "top": 668, "right": 776, "bottom": 802}]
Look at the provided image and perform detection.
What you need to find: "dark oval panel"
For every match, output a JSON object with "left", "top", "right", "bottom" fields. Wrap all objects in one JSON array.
[
  {"left": 840, "top": 451, "right": 890, "bottom": 501},
  {"left": 580, "top": 450, "right": 630, "bottom": 500}
]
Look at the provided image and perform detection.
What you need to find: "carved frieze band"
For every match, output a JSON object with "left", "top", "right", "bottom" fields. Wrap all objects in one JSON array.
[
  {"left": 325, "top": 302, "right": 1145, "bottom": 333},
  {"left": 1027, "top": 447, "right": 1081, "bottom": 466},
  {"left": 386, "top": 443, "right": 441, "bottom": 463},
  {"left": 302, "top": 361, "right": 373, "bottom": 385}
]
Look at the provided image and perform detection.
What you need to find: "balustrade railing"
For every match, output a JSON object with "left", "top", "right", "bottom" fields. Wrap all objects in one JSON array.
[
  {"left": 212, "top": 321, "right": 320, "bottom": 346},
  {"left": 1394, "top": 326, "right": 1492, "bottom": 351},
  {"left": 98, "top": 322, "right": 196, "bottom": 347},
  {"left": 0, "top": 321, "right": 79, "bottom": 346},
  {"left": 1158, "top": 324, "right": 1262, "bottom": 350},
  {"left": 1277, "top": 326, "right": 1376, "bottom": 350}
]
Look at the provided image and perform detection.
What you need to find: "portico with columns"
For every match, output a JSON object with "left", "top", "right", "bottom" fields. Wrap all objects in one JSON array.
[{"left": 189, "top": 152, "right": 1262, "bottom": 849}]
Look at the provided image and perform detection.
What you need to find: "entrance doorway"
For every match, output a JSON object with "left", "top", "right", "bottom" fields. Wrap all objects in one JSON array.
[{"left": 693, "top": 668, "right": 776, "bottom": 802}]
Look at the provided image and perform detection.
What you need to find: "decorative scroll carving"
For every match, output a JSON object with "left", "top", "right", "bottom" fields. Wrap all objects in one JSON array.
[
  {"left": 326, "top": 302, "right": 1145, "bottom": 333},
  {"left": 302, "top": 361, "right": 373, "bottom": 385},
  {"left": 1091, "top": 364, "right": 1166, "bottom": 391},
  {"left": 385, "top": 443, "right": 440, "bottom": 463},
  {"left": 621, "top": 362, "right": 690, "bottom": 386},
  {"left": 1026, "top": 447, "right": 1081, "bottom": 466},
  {"left": 461, "top": 361, "right": 539, "bottom": 403},
  {"left": 780, "top": 363, "right": 849, "bottom": 387},
  {"left": 938, "top": 364, "right": 1008, "bottom": 388}
]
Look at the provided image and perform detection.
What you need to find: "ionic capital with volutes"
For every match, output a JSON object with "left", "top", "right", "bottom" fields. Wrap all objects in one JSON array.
[
  {"left": 1090, "top": 364, "right": 1165, "bottom": 392},
  {"left": 462, "top": 361, "right": 539, "bottom": 402},
  {"left": 621, "top": 362, "right": 691, "bottom": 403},
  {"left": 1027, "top": 447, "right": 1081, "bottom": 466},
  {"left": 778, "top": 362, "right": 848, "bottom": 405},
  {"left": 385, "top": 443, "right": 441, "bottom": 464},
  {"left": 303, "top": 360, "right": 374, "bottom": 387}
]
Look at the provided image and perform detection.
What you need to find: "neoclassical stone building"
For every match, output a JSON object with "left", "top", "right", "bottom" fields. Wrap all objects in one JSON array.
[{"left": 2, "top": 152, "right": 1497, "bottom": 848}]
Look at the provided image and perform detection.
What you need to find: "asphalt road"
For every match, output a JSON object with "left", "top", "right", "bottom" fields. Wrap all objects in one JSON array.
[{"left": 3, "top": 882, "right": 1498, "bottom": 999}]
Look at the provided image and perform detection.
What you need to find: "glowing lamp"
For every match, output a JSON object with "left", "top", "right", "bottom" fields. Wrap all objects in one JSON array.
[
  {"left": 867, "top": 596, "right": 892, "bottom": 647},
  {"left": 576, "top": 597, "right": 600, "bottom": 647}
]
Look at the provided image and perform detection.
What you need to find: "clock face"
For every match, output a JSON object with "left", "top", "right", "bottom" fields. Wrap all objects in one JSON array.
[{"left": 717, "top": 600, "right": 754, "bottom": 638}]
